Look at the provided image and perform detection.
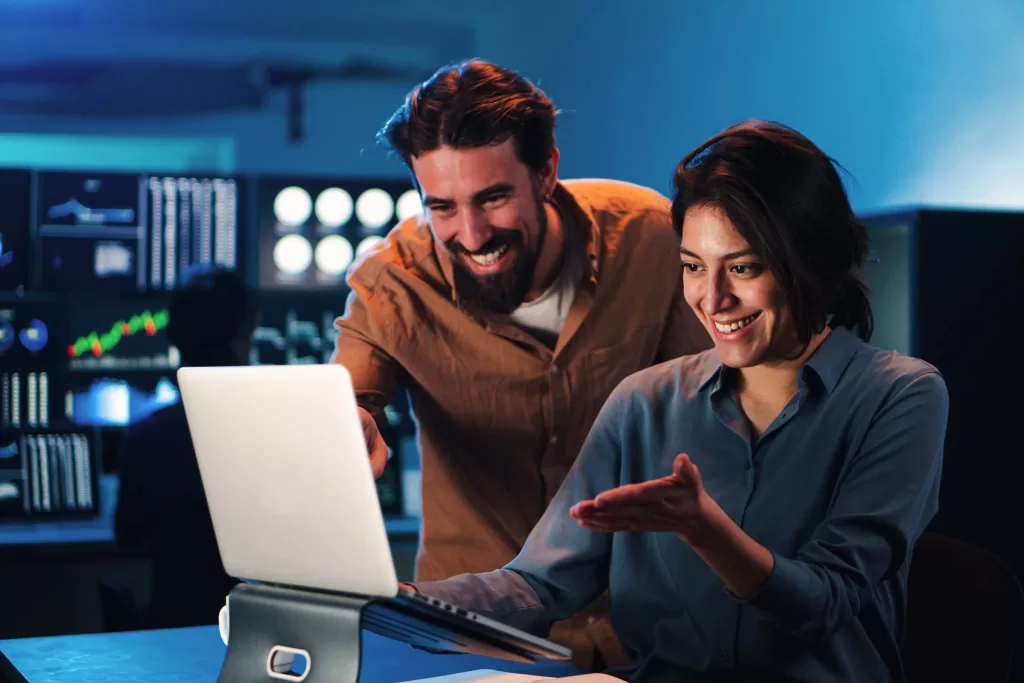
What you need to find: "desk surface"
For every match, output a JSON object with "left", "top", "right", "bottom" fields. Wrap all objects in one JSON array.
[{"left": 0, "top": 625, "right": 581, "bottom": 683}]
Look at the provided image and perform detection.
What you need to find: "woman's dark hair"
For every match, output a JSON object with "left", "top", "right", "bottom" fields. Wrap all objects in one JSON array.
[
  {"left": 377, "top": 59, "right": 557, "bottom": 174},
  {"left": 167, "top": 265, "right": 259, "bottom": 366},
  {"left": 672, "top": 120, "right": 873, "bottom": 344}
]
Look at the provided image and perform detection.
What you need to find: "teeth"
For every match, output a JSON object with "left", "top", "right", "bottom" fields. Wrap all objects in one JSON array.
[
  {"left": 714, "top": 314, "right": 758, "bottom": 333},
  {"left": 469, "top": 244, "right": 509, "bottom": 266}
]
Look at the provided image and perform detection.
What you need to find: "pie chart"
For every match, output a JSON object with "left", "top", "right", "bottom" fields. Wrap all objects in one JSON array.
[{"left": 19, "top": 319, "right": 49, "bottom": 353}]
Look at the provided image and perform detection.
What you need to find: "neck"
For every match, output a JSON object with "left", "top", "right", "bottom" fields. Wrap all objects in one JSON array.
[
  {"left": 736, "top": 327, "right": 832, "bottom": 402},
  {"left": 524, "top": 199, "right": 566, "bottom": 302}
]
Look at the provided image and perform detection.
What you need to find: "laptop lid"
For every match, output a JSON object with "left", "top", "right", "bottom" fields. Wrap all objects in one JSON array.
[{"left": 177, "top": 363, "right": 399, "bottom": 599}]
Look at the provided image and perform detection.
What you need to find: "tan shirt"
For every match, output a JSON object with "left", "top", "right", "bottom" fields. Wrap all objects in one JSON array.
[{"left": 332, "top": 178, "right": 711, "bottom": 666}]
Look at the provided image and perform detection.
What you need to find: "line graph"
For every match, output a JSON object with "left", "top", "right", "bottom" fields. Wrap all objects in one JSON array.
[{"left": 67, "top": 309, "right": 169, "bottom": 359}]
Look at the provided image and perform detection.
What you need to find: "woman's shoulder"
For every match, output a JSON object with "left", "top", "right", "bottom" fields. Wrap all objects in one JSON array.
[{"left": 848, "top": 342, "right": 946, "bottom": 396}]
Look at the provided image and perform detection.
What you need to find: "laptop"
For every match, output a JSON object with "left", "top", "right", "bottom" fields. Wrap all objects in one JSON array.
[{"left": 176, "top": 363, "right": 571, "bottom": 664}]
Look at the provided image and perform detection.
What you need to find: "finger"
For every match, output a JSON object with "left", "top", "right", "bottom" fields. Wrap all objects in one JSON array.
[
  {"left": 594, "top": 478, "right": 677, "bottom": 507},
  {"left": 577, "top": 518, "right": 636, "bottom": 533},
  {"left": 569, "top": 500, "right": 599, "bottom": 518},
  {"left": 672, "top": 453, "right": 703, "bottom": 489},
  {"left": 577, "top": 518, "right": 682, "bottom": 534},
  {"left": 577, "top": 502, "right": 690, "bottom": 529},
  {"left": 369, "top": 438, "right": 389, "bottom": 479}
]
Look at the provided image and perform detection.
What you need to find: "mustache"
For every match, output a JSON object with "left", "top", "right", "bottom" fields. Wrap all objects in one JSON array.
[{"left": 447, "top": 230, "right": 523, "bottom": 256}]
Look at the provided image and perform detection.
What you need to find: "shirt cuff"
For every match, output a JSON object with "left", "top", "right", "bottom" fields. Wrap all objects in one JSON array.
[{"left": 726, "top": 552, "right": 820, "bottom": 625}]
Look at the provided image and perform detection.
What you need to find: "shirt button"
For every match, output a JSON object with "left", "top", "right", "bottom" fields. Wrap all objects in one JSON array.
[
  {"left": 719, "top": 649, "right": 728, "bottom": 662},
  {"left": 586, "top": 616, "right": 596, "bottom": 625},
  {"left": 549, "top": 364, "right": 559, "bottom": 373},
  {"left": 549, "top": 435, "right": 558, "bottom": 445}
]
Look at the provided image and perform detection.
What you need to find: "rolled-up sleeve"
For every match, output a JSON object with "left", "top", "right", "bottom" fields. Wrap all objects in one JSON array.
[
  {"left": 331, "top": 285, "right": 401, "bottom": 433},
  {"left": 735, "top": 371, "right": 948, "bottom": 642},
  {"left": 415, "top": 385, "right": 632, "bottom": 635}
]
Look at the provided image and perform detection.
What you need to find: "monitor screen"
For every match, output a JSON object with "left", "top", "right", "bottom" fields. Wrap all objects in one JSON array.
[
  {"left": 0, "top": 429, "right": 100, "bottom": 520},
  {"left": 63, "top": 299, "right": 179, "bottom": 427},
  {"left": 257, "top": 177, "right": 420, "bottom": 290},
  {"left": 37, "top": 171, "right": 243, "bottom": 294},
  {"left": 0, "top": 168, "right": 32, "bottom": 292},
  {"left": 0, "top": 299, "right": 69, "bottom": 430},
  {"left": 250, "top": 293, "right": 344, "bottom": 366}
]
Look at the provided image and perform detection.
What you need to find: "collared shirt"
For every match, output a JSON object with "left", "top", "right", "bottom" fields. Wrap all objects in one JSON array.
[
  {"left": 414, "top": 327, "right": 949, "bottom": 683},
  {"left": 331, "top": 179, "right": 711, "bottom": 664}
]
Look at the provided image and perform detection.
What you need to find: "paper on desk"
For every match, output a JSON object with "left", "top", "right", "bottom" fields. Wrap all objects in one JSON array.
[
  {"left": 397, "top": 671, "right": 550, "bottom": 683},
  {"left": 397, "top": 670, "right": 620, "bottom": 682}
]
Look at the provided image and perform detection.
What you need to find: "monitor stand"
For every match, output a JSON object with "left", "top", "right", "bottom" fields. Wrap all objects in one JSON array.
[{"left": 218, "top": 582, "right": 369, "bottom": 683}]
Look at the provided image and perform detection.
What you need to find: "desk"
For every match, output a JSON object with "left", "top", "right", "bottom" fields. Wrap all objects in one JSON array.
[{"left": 0, "top": 626, "right": 582, "bottom": 682}]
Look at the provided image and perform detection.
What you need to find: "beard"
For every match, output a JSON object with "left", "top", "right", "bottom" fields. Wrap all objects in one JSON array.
[{"left": 448, "top": 192, "right": 548, "bottom": 315}]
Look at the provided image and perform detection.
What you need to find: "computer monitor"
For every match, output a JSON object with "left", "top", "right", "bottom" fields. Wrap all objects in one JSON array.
[
  {"left": 62, "top": 299, "right": 179, "bottom": 428},
  {"left": 0, "top": 168, "right": 31, "bottom": 293},
  {"left": 0, "top": 298, "right": 69, "bottom": 431},
  {"left": 257, "top": 177, "right": 420, "bottom": 290},
  {"left": 0, "top": 428, "right": 100, "bottom": 520},
  {"left": 36, "top": 170, "right": 244, "bottom": 294}
]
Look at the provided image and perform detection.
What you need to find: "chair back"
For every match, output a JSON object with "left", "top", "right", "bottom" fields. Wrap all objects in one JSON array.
[{"left": 903, "top": 532, "right": 1023, "bottom": 682}]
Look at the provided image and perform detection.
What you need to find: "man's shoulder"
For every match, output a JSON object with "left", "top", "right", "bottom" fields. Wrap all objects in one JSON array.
[
  {"left": 562, "top": 178, "right": 672, "bottom": 219},
  {"left": 346, "top": 215, "right": 443, "bottom": 291}
]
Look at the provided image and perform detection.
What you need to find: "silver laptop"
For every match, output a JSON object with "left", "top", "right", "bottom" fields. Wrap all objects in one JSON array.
[{"left": 176, "top": 363, "right": 571, "bottom": 664}]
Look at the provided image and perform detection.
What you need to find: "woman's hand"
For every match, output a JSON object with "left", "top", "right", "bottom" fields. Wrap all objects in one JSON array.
[{"left": 569, "top": 453, "right": 713, "bottom": 544}]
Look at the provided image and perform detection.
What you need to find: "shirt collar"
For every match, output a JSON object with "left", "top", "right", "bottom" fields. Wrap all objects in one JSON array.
[{"left": 696, "top": 325, "right": 863, "bottom": 397}]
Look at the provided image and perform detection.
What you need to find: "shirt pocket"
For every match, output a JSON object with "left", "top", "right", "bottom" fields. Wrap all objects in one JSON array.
[{"left": 576, "top": 324, "right": 662, "bottom": 400}]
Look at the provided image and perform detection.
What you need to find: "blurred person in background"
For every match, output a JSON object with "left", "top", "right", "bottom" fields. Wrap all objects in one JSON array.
[{"left": 115, "top": 265, "right": 259, "bottom": 628}]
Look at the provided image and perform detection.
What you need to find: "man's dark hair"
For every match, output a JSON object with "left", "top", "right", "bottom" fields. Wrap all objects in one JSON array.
[
  {"left": 378, "top": 59, "right": 557, "bottom": 174},
  {"left": 167, "top": 265, "right": 259, "bottom": 366},
  {"left": 672, "top": 120, "right": 873, "bottom": 345}
]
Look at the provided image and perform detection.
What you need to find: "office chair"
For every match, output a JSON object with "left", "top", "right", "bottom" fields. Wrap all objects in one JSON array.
[{"left": 903, "top": 532, "right": 1023, "bottom": 683}]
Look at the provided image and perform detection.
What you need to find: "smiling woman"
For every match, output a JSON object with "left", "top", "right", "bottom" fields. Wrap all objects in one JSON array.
[{"left": 410, "top": 120, "right": 949, "bottom": 683}]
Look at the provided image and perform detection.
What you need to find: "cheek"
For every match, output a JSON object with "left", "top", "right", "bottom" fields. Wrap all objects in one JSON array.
[{"left": 428, "top": 215, "right": 458, "bottom": 244}]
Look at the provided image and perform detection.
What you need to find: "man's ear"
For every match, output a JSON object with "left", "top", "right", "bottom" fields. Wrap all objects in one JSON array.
[{"left": 538, "top": 146, "right": 560, "bottom": 198}]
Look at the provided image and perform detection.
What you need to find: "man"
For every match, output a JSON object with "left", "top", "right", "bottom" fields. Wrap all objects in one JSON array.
[
  {"left": 331, "top": 59, "right": 710, "bottom": 669},
  {"left": 116, "top": 265, "right": 259, "bottom": 628}
]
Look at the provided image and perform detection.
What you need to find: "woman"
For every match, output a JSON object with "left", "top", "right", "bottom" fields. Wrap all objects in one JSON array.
[{"left": 412, "top": 121, "right": 948, "bottom": 682}]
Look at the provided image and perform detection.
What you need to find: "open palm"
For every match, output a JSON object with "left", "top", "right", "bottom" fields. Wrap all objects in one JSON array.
[{"left": 570, "top": 453, "right": 709, "bottom": 541}]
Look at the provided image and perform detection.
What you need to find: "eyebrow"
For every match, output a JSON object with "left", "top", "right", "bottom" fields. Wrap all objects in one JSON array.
[
  {"left": 423, "top": 182, "right": 516, "bottom": 206},
  {"left": 679, "top": 247, "right": 758, "bottom": 260}
]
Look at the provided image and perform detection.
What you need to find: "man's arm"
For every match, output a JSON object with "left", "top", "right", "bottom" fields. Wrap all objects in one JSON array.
[
  {"left": 330, "top": 286, "right": 402, "bottom": 474},
  {"left": 331, "top": 288, "right": 401, "bottom": 427},
  {"left": 413, "top": 385, "right": 633, "bottom": 636}
]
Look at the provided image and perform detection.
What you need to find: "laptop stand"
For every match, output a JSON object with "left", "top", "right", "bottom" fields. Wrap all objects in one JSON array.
[{"left": 217, "top": 582, "right": 370, "bottom": 683}]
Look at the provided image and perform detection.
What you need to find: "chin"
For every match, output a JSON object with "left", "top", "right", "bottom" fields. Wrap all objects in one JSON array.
[{"left": 715, "top": 344, "right": 766, "bottom": 370}]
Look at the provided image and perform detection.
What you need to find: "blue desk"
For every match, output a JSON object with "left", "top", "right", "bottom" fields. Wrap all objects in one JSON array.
[{"left": 0, "top": 626, "right": 581, "bottom": 682}]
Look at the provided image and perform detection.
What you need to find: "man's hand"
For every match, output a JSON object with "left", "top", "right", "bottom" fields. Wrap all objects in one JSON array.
[
  {"left": 359, "top": 407, "right": 390, "bottom": 479},
  {"left": 569, "top": 453, "right": 712, "bottom": 543}
]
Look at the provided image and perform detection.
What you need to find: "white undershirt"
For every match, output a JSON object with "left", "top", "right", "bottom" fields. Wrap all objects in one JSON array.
[{"left": 507, "top": 249, "right": 583, "bottom": 348}]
